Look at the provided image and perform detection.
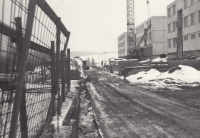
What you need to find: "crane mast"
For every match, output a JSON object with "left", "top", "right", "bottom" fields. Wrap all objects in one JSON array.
[{"left": 127, "top": 0, "right": 135, "bottom": 57}]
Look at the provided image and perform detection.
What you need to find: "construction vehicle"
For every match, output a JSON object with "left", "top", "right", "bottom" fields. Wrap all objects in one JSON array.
[{"left": 126, "top": 0, "right": 151, "bottom": 59}]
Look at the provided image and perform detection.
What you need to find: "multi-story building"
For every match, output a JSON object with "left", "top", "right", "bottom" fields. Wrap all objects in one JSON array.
[
  {"left": 167, "top": 0, "right": 200, "bottom": 59},
  {"left": 135, "top": 16, "right": 167, "bottom": 58},
  {"left": 118, "top": 32, "right": 128, "bottom": 58}
]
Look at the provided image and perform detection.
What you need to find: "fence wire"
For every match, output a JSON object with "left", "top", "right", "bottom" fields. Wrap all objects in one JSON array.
[
  {"left": 0, "top": 0, "right": 70, "bottom": 137},
  {"left": 0, "top": 34, "right": 17, "bottom": 138}
]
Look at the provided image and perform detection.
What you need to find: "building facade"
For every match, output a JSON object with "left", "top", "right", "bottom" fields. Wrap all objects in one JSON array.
[
  {"left": 118, "top": 32, "right": 128, "bottom": 58},
  {"left": 167, "top": 0, "right": 200, "bottom": 59},
  {"left": 135, "top": 16, "right": 167, "bottom": 58}
]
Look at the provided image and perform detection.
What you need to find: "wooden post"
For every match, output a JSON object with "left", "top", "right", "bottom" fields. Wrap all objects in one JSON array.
[
  {"left": 61, "top": 51, "right": 65, "bottom": 102},
  {"left": 67, "top": 49, "right": 70, "bottom": 92},
  {"left": 20, "top": 87, "right": 28, "bottom": 138},
  {"left": 15, "top": 17, "right": 28, "bottom": 138},
  {"left": 51, "top": 41, "right": 56, "bottom": 116},
  {"left": 63, "top": 33, "right": 70, "bottom": 54},
  {"left": 56, "top": 18, "right": 61, "bottom": 116},
  {"left": 9, "top": 0, "right": 37, "bottom": 137}
]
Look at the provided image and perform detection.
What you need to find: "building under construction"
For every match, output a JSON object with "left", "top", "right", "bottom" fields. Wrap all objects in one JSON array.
[
  {"left": 118, "top": 16, "right": 167, "bottom": 59},
  {"left": 136, "top": 16, "right": 167, "bottom": 58}
]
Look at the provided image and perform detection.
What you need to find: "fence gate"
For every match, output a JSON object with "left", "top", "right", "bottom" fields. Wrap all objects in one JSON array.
[{"left": 0, "top": 0, "right": 70, "bottom": 137}]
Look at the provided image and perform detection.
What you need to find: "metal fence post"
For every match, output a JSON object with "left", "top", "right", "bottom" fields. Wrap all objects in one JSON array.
[
  {"left": 9, "top": 0, "right": 36, "bottom": 137},
  {"left": 67, "top": 49, "right": 70, "bottom": 92}
]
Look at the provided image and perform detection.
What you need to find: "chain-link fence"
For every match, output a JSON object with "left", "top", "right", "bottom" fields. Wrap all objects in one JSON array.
[{"left": 0, "top": 0, "right": 70, "bottom": 137}]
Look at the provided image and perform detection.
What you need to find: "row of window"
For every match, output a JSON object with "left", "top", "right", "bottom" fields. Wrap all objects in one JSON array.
[
  {"left": 168, "top": 21, "right": 176, "bottom": 33},
  {"left": 168, "top": 5, "right": 176, "bottom": 17},
  {"left": 118, "top": 49, "right": 125, "bottom": 54},
  {"left": 168, "top": 0, "right": 200, "bottom": 18},
  {"left": 183, "top": 12, "right": 197, "bottom": 27},
  {"left": 118, "top": 42, "right": 125, "bottom": 48},
  {"left": 168, "top": 38, "right": 177, "bottom": 48},
  {"left": 184, "top": 33, "right": 200, "bottom": 41},
  {"left": 184, "top": 0, "right": 199, "bottom": 9}
]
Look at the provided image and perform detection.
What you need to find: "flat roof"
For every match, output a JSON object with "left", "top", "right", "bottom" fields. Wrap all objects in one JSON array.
[
  {"left": 118, "top": 32, "right": 127, "bottom": 38},
  {"left": 136, "top": 16, "right": 167, "bottom": 29},
  {"left": 167, "top": 0, "right": 176, "bottom": 8}
]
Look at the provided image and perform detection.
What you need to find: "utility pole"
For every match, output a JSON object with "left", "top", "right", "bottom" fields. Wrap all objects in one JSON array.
[
  {"left": 105, "top": 52, "right": 106, "bottom": 65},
  {"left": 102, "top": 53, "right": 103, "bottom": 64}
]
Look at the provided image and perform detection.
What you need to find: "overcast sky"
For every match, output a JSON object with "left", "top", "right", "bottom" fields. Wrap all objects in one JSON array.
[{"left": 47, "top": 0, "right": 174, "bottom": 53}]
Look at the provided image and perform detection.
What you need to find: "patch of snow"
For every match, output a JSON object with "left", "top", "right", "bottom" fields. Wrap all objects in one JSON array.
[
  {"left": 51, "top": 97, "right": 73, "bottom": 127},
  {"left": 151, "top": 57, "right": 167, "bottom": 62},
  {"left": 126, "top": 65, "right": 200, "bottom": 90},
  {"left": 139, "top": 59, "right": 151, "bottom": 63},
  {"left": 25, "top": 83, "right": 51, "bottom": 89}
]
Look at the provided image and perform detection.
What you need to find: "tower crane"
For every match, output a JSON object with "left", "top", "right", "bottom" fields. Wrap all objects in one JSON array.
[
  {"left": 126, "top": 0, "right": 136, "bottom": 58},
  {"left": 126, "top": 0, "right": 151, "bottom": 59}
]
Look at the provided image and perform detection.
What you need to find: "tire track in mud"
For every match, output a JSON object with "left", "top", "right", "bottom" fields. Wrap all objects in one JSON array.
[
  {"left": 93, "top": 80, "right": 176, "bottom": 137},
  {"left": 89, "top": 83, "right": 140, "bottom": 138},
  {"left": 103, "top": 80, "right": 200, "bottom": 137},
  {"left": 87, "top": 69, "right": 200, "bottom": 138}
]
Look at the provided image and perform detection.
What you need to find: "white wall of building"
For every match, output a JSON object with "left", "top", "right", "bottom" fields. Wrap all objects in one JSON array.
[
  {"left": 167, "top": 0, "right": 200, "bottom": 58},
  {"left": 135, "top": 16, "right": 167, "bottom": 56},
  {"left": 118, "top": 32, "right": 128, "bottom": 58}
]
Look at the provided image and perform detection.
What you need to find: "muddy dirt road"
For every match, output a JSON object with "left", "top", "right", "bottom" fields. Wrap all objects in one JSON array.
[{"left": 86, "top": 68, "right": 200, "bottom": 138}]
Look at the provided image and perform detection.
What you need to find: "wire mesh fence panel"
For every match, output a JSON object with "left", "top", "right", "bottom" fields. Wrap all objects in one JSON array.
[
  {"left": 24, "top": 50, "right": 52, "bottom": 138},
  {"left": 0, "top": 35, "right": 17, "bottom": 138},
  {"left": 20, "top": 2, "right": 55, "bottom": 138},
  {"left": 0, "top": 0, "right": 70, "bottom": 137}
]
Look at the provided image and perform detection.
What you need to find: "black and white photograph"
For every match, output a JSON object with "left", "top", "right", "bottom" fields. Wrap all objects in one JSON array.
[{"left": 0, "top": 0, "right": 200, "bottom": 137}]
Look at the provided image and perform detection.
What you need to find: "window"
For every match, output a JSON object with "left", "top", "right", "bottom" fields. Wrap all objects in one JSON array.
[
  {"left": 168, "top": 39, "right": 171, "bottom": 48},
  {"left": 168, "top": 24, "right": 171, "bottom": 32},
  {"left": 168, "top": 8, "right": 170, "bottom": 17},
  {"left": 199, "top": 11, "right": 200, "bottom": 23},
  {"left": 173, "top": 38, "right": 177, "bottom": 48},
  {"left": 184, "top": 36, "right": 188, "bottom": 41},
  {"left": 173, "top": 22, "right": 176, "bottom": 31},
  {"left": 191, "top": 34, "right": 195, "bottom": 39},
  {"left": 173, "top": 5, "right": 176, "bottom": 15},
  {"left": 184, "top": 0, "right": 188, "bottom": 8},
  {"left": 184, "top": 16, "right": 188, "bottom": 27},
  {"left": 191, "top": 13, "right": 195, "bottom": 25}
]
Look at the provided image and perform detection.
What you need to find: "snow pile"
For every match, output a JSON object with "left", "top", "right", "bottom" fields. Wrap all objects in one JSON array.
[
  {"left": 126, "top": 65, "right": 200, "bottom": 90},
  {"left": 70, "top": 58, "right": 86, "bottom": 78}
]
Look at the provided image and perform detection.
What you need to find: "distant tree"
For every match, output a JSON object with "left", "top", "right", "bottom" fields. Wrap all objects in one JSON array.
[
  {"left": 87, "top": 57, "right": 90, "bottom": 66},
  {"left": 91, "top": 57, "right": 95, "bottom": 66}
]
